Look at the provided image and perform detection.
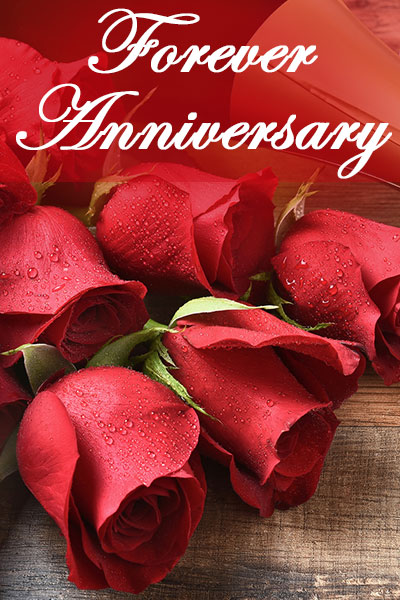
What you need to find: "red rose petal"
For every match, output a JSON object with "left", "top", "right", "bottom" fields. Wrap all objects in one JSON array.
[
  {"left": 98, "top": 163, "right": 277, "bottom": 298},
  {"left": 97, "top": 175, "right": 210, "bottom": 295},
  {"left": 179, "top": 309, "right": 362, "bottom": 378},
  {"left": 279, "top": 209, "right": 400, "bottom": 291},
  {"left": 164, "top": 309, "right": 361, "bottom": 515},
  {"left": 45, "top": 368, "right": 201, "bottom": 533},
  {"left": 272, "top": 240, "right": 380, "bottom": 360},
  {"left": 0, "top": 206, "right": 148, "bottom": 363},
  {"left": 274, "top": 209, "right": 400, "bottom": 384},
  {"left": 17, "top": 368, "right": 206, "bottom": 593}
]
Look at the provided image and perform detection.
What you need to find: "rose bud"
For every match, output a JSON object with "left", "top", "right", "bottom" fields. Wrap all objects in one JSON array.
[
  {"left": 272, "top": 209, "right": 400, "bottom": 385},
  {"left": 0, "top": 366, "right": 30, "bottom": 452},
  {"left": 96, "top": 163, "right": 277, "bottom": 299},
  {"left": 0, "top": 138, "right": 36, "bottom": 225},
  {"left": 0, "top": 206, "right": 148, "bottom": 364},
  {"left": 0, "top": 37, "right": 120, "bottom": 184},
  {"left": 17, "top": 367, "right": 206, "bottom": 593},
  {"left": 163, "top": 309, "right": 364, "bottom": 516}
]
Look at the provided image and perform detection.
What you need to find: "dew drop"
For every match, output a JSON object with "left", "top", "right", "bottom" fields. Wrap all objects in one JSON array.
[
  {"left": 27, "top": 267, "right": 38, "bottom": 279},
  {"left": 328, "top": 284, "right": 338, "bottom": 296}
]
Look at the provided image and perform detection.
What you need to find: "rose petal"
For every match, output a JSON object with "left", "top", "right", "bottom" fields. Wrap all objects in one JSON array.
[
  {"left": 16, "top": 391, "right": 106, "bottom": 588},
  {"left": 45, "top": 368, "right": 201, "bottom": 533},
  {"left": 0, "top": 205, "right": 148, "bottom": 363},
  {"left": 97, "top": 175, "right": 211, "bottom": 295},
  {"left": 272, "top": 240, "right": 380, "bottom": 360},
  {"left": 178, "top": 309, "right": 363, "bottom": 378},
  {"left": 279, "top": 209, "right": 400, "bottom": 294},
  {"left": 98, "top": 163, "right": 277, "bottom": 298},
  {"left": 163, "top": 309, "right": 361, "bottom": 515}
]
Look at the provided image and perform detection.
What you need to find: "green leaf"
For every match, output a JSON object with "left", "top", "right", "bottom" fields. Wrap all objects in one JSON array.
[
  {"left": 0, "top": 428, "right": 19, "bottom": 483},
  {"left": 275, "top": 169, "right": 320, "bottom": 249},
  {"left": 267, "top": 281, "right": 333, "bottom": 333},
  {"left": 86, "top": 164, "right": 161, "bottom": 226},
  {"left": 2, "top": 344, "right": 76, "bottom": 394},
  {"left": 169, "top": 296, "right": 277, "bottom": 327},
  {"left": 86, "top": 173, "right": 138, "bottom": 225},
  {"left": 240, "top": 271, "right": 270, "bottom": 302},
  {"left": 240, "top": 283, "right": 252, "bottom": 303},
  {"left": 156, "top": 340, "right": 177, "bottom": 368},
  {"left": 87, "top": 324, "right": 171, "bottom": 368},
  {"left": 250, "top": 272, "right": 269, "bottom": 282},
  {"left": 143, "top": 349, "right": 214, "bottom": 419},
  {"left": 25, "top": 130, "right": 62, "bottom": 204}
]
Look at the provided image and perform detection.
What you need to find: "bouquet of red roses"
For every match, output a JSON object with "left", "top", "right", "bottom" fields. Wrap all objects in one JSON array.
[{"left": 1, "top": 35, "right": 399, "bottom": 597}]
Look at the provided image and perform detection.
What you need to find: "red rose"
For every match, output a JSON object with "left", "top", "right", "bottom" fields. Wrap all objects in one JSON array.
[
  {"left": 17, "top": 367, "right": 206, "bottom": 593},
  {"left": 96, "top": 163, "right": 277, "bottom": 299},
  {"left": 272, "top": 209, "right": 400, "bottom": 384},
  {"left": 163, "top": 309, "right": 364, "bottom": 516},
  {"left": 0, "top": 366, "right": 30, "bottom": 452},
  {"left": 0, "top": 37, "right": 120, "bottom": 183},
  {"left": 0, "top": 138, "right": 36, "bottom": 225},
  {"left": 0, "top": 206, "right": 148, "bottom": 364}
]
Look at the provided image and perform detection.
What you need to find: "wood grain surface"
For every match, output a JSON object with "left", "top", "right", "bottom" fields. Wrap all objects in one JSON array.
[{"left": 1, "top": 1, "right": 400, "bottom": 599}]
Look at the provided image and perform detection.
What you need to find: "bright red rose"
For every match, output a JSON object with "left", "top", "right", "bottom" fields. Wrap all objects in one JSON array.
[
  {"left": 0, "top": 138, "right": 36, "bottom": 225},
  {"left": 0, "top": 366, "right": 30, "bottom": 452},
  {"left": 17, "top": 367, "right": 206, "bottom": 593},
  {"left": 0, "top": 206, "right": 148, "bottom": 364},
  {"left": 96, "top": 163, "right": 278, "bottom": 299},
  {"left": 163, "top": 309, "right": 364, "bottom": 516},
  {"left": 0, "top": 37, "right": 119, "bottom": 183},
  {"left": 272, "top": 209, "right": 400, "bottom": 385}
]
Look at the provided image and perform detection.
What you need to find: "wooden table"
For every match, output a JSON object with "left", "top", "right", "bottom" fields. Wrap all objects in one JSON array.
[{"left": 1, "top": 1, "right": 400, "bottom": 598}]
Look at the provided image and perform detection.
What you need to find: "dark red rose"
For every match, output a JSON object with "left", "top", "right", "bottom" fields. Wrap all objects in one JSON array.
[
  {"left": 0, "top": 138, "right": 36, "bottom": 225},
  {"left": 17, "top": 367, "right": 206, "bottom": 593},
  {"left": 0, "top": 205, "right": 148, "bottom": 364},
  {"left": 0, "top": 366, "right": 30, "bottom": 452},
  {"left": 0, "top": 37, "right": 120, "bottom": 183},
  {"left": 96, "top": 163, "right": 277, "bottom": 299},
  {"left": 272, "top": 209, "right": 400, "bottom": 384},
  {"left": 163, "top": 309, "right": 364, "bottom": 516}
]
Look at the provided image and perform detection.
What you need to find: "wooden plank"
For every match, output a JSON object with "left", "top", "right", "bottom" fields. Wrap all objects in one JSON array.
[
  {"left": 1, "top": 427, "right": 400, "bottom": 599},
  {"left": 337, "top": 367, "right": 400, "bottom": 427},
  {"left": 274, "top": 182, "right": 400, "bottom": 228}
]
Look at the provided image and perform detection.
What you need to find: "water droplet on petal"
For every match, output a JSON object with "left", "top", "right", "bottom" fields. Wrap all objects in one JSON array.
[
  {"left": 328, "top": 284, "right": 338, "bottom": 296},
  {"left": 52, "top": 284, "right": 65, "bottom": 292}
]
